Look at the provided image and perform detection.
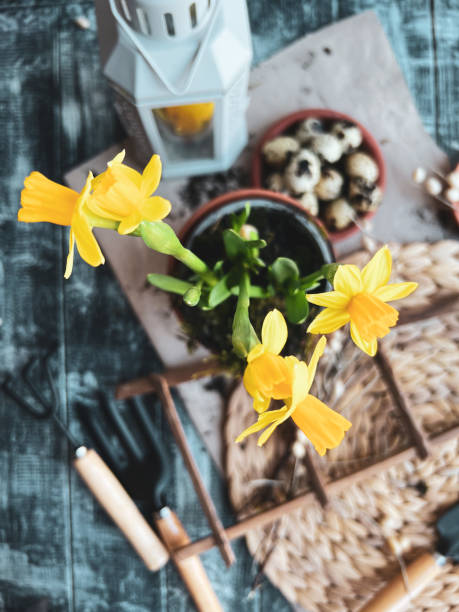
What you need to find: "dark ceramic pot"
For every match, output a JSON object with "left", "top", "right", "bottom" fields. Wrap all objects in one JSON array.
[{"left": 172, "top": 189, "right": 335, "bottom": 369}]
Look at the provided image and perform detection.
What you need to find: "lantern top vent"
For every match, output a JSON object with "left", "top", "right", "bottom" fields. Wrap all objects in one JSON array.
[{"left": 116, "top": 0, "right": 214, "bottom": 40}]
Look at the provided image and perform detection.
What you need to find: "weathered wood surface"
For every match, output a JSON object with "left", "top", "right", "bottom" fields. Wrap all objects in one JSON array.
[{"left": 0, "top": 1, "right": 457, "bottom": 611}]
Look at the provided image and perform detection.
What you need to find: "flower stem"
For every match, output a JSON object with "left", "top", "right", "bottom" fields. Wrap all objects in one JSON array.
[{"left": 232, "top": 271, "right": 259, "bottom": 358}]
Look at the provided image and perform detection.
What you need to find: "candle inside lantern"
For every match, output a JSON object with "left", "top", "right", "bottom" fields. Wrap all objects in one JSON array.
[{"left": 155, "top": 102, "right": 215, "bottom": 136}]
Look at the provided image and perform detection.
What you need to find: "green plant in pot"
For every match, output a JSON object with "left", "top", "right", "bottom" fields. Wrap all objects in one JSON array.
[{"left": 18, "top": 152, "right": 418, "bottom": 456}]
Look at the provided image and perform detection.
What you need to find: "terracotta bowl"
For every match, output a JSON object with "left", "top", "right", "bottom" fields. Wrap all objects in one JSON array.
[{"left": 251, "top": 108, "right": 386, "bottom": 242}]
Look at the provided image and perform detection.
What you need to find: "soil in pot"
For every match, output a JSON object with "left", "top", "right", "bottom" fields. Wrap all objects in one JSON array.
[{"left": 173, "top": 197, "right": 334, "bottom": 373}]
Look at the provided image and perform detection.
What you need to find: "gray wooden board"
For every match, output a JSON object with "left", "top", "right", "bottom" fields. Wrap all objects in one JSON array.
[
  {"left": 66, "top": 10, "right": 456, "bottom": 473},
  {"left": 1, "top": 1, "right": 458, "bottom": 611}
]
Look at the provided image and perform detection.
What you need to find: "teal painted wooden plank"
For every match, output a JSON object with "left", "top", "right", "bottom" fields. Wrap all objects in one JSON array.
[
  {"left": 432, "top": 0, "right": 459, "bottom": 155},
  {"left": 0, "top": 6, "right": 74, "bottom": 610}
]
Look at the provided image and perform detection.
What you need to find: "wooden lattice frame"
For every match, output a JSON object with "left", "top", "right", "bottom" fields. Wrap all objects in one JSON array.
[{"left": 116, "top": 292, "right": 459, "bottom": 565}]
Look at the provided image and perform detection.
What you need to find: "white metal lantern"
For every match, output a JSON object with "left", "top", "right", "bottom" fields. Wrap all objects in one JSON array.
[{"left": 95, "top": 0, "right": 253, "bottom": 178}]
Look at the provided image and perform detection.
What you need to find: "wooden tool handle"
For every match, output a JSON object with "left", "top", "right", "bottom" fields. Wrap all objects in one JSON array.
[
  {"left": 155, "top": 507, "right": 224, "bottom": 612},
  {"left": 73, "top": 447, "right": 169, "bottom": 572},
  {"left": 360, "top": 552, "right": 442, "bottom": 612}
]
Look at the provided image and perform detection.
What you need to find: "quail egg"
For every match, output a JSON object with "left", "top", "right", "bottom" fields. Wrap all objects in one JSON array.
[
  {"left": 295, "top": 118, "right": 324, "bottom": 145},
  {"left": 346, "top": 152, "right": 379, "bottom": 182},
  {"left": 285, "top": 150, "right": 321, "bottom": 194},
  {"left": 315, "top": 167, "right": 344, "bottom": 201},
  {"left": 349, "top": 178, "right": 382, "bottom": 213},
  {"left": 309, "top": 133, "right": 343, "bottom": 164},
  {"left": 299, "top": 192, "right": 319, "bottom": 216},
  {"left": 265, "top": 172, "right": 285, "bottom": 193},
  {"left": 323, "top": 198, "right": 355, "bottom": 231},
  {"left": 331, "top": 121, "right": 362, "bottom": 152},
  {"left": 262, "top": 136, "right": 299, "bottom": 168}
]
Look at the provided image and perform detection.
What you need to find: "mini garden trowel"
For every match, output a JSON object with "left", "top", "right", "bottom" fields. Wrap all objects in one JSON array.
[{"left": 360, "top": 501, "right": 459, "bottom": 612}]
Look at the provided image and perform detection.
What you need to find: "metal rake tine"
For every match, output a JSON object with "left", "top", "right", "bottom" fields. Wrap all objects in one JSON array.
[
  {"left": 22, "top": 357, "right": 53, "bottom": 417},
  {"left": 102, "top": 396, "right": 144, "bottom": 463},
  {"left": 131, "top": 397, "right": 170, "bottom": 507},
  {"left": 131, "top": 398, "right": 165, "bottom": 459},
  {"left": 78, "top": 403, "right": 125, "bottom": 473},
  {"left": 1, "top": 374, "right": 37, "bottom": 414}
]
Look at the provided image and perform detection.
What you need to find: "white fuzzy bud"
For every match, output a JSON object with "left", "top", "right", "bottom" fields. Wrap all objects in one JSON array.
[
  {"left": 446, "top": 171, "right": 459, "bottom": 189},
  {"left": 292, "top": 440, "right": 306, "bottom": 458},
  {"left": 445, "top": 188, "right": 459, "bottom": 203},
  {"left": 412, "top": 167, "right": 426, "bottom": 184},
  {"left": 425, "top": 176, "right": 443, "bottom": 196}
]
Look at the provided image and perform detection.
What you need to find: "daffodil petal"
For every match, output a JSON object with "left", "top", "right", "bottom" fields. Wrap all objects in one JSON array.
[
  {"left": 361, "top": 245, "right": 392, "bottom": 292},
  {"left": 141, "top": 155, "right": 162, "bottom": 197},
  {"left": 334, "top": 264, "right": 362, "bottom": 296},
  {"left": 291, "top": 395, "right": 351, "bottom": 456},
  {"left": 291, "top": 361, "right": 310, "bottom": 407},
  {"left": 108, "top": 150, "right": 126, "bottom": 166},
  {"left": 247, "top": 343, "right": 265, "bottom": 363},
  {"left": 140, "top": 196, "right": 171, "bottom": 222},
  {"left": 73, "top": 215, "right": 105, "bottom": 268},
  {"left": 118, "top": 211, "right": 142, "bottom": 235},
  {"left": 307, "top": 308, "right": 350, "bottom": 334},
  {"left": 350, "top": 321, "right": 378, "bottom": 356},
  {"left": 261, "top": 309, "right": 288, "bottom": 355},
  {"left": 257, "top": 421, "right": 282, "bottom": 446},
  {"left": 111, "top": 164, "right": 143, "bottom": 188},
  {"left": 373, "top": 282, "right": 418, "bottom": 303},
  {"left": 64, "top": 230, "right": 76, "bottom": 279},
  {"left": 235, "top": 407, "right": 288, "bottom": 443},
  {"left": 306, "top": 336, "right": 326, "bottom": 392},
  {"left": 307, "top": 291, "right": 349, "bottom": 309},
  {"left": 253, "top": 395, "right": 271, "bottom": 414}
]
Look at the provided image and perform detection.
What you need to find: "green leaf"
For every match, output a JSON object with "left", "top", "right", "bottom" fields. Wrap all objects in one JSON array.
[
  {"left": 245, "top": 239, "right": 267, "bottom": 250},
  {"left": 223, "top": 229, "right": 247, "bottom": 260},
  {"left": 271, "top": 257, "right": 300, "bottom": 287},
  {"left": 286, "top": 289, "right": 310, "bottom": 324},
  {"left": 147, "top": 273, "right": 193, "bottom": 296},
  {"left": 231, "top": 202, "right": 251, "bottom": 232},
  {"left": 321, "top": 263, "right": 339, "bottom": 285},
  {"left": 208, "top": 275, "right": 232, "bottom": 308}
]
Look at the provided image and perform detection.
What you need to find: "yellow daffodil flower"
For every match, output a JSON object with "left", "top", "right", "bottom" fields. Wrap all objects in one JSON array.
[
  {"left": 89, "top": 150, "right": 171, "bottom": 235},
  {"left": 243, "top": 309, "right": 291, "bottom": 413},
  {"left": 306, "top": 246, "right": 418, "bottom": 356},
  {"left": 237, "top": 336, "right": 352, "bottom": 454},
  {"left": 19, "top": 171, "right": 106, "bottom": 278}
]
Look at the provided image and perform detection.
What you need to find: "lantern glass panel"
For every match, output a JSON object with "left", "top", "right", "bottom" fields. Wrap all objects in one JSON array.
[{"left": 153, "top": 101, "right": 215, "bottom": 161}]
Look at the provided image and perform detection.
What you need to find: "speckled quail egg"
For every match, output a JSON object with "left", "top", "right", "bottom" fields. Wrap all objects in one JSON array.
[
  {"left": 299, "top": 192, "right": 319, "bottom": 216},
  {"left": 323, "top": 198, "right": 355, "bottom": 231},
  {"left": 309, "top": 133, "right": 343, "bottom": 164},
  {"left": 285, "top": 150, "right": 321, "bottom": 194},
  {"left": 262, "top": 136, "right": 299, "bottom": 168},
  {"left": 348, "top": 178, "right": 382, "bottom": 214},
  {"left": 295, "top": 118, "right": 324, "bottom": 144},
  {"left": 346, "top": 152, "right": 379, "bottom": 182},
  {"left": 331, "top": 121, "right": 362, "bottom": 152},
  {"left": 265, "top": 172, "right": 285, "bottom": 193},
  {"left": 315, "top": 167, "right": 344, "bottom": 201}
]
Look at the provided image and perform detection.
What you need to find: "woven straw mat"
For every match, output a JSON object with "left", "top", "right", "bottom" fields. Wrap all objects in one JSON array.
[{"left": 225, "top": 241, "right": 459, "bottom": 611}]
